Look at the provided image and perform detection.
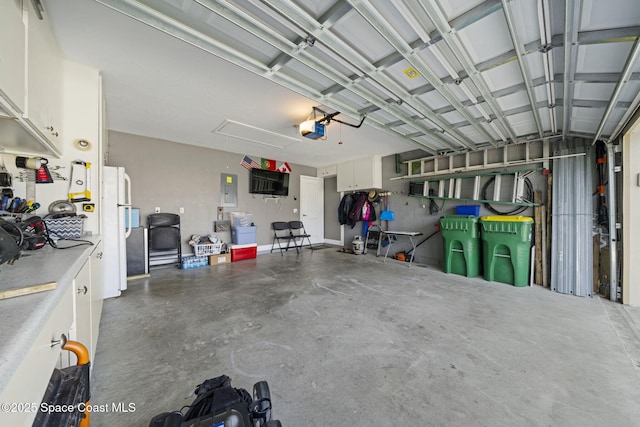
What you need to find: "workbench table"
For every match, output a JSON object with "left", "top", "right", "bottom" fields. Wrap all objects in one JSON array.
[{"left": 381, "top": 231, "right": 423, "bottom": 267}]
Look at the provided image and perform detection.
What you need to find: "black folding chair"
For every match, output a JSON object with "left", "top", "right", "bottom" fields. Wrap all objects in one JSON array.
[
  {"left": 270, "top": 221, "right": 297, "bottom": 255},
  {"left": 148, "top": 213, "right": 182, "bottom": 268},
  {"left": 288, "top": 221, "right": 313, "bottom": 251}
]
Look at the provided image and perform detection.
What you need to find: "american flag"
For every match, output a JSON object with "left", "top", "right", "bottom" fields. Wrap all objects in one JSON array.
[{"left": 240, "top": 155, "right": 260, "bottom": 170}]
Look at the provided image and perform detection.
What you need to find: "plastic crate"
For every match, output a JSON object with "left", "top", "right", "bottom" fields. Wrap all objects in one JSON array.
[
  {"left": 192, "top": 242, "right": 222, "bottom": 256},
  {"left": 229, "top": 212, "right": 252, "bottom": 227},
  {"left": 455, "top": 205, "right": 480, "bottom": 216},
  {"left": 44, "top": 217, "right": 84, "bottom": 239},
  {"left": 181, "top": 255, "right": 209, "bottom": 269},
  {"left": 231, "top": 226, "right": 257, "bottom": 244}
]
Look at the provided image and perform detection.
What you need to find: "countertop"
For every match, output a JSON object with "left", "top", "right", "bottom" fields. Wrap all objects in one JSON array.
[{"left": 0, "top": 236, "right": 101, "bottom": 394}]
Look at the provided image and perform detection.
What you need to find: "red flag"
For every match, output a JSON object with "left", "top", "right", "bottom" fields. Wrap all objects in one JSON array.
[
  {"left": 261, "top": 158, "right": 276, "bottom": 170},
  {"left": 277, "top": 162, "right": 291, "bottom": 173}
]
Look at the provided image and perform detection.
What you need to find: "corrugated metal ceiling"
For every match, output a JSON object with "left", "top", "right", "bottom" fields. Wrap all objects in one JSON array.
[{"left": 59, "top": 0, "right": 640, "bottom": 157}]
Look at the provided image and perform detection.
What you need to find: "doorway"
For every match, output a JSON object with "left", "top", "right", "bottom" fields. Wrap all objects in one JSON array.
[{"left": 300, "top": 175, "right": 324, "bottom": 245}]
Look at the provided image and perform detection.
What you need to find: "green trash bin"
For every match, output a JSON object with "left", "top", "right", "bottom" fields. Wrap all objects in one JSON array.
[
  {"left": 439, "top": 215, "right": 481, "bottom": 278},
  {"left": 479, "top": 216, "right": 533, "bottom": 287}
]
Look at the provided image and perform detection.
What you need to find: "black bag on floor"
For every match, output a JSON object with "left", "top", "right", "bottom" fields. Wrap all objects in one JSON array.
[{"left": 149, "top": 375, "right": 281, "bottom": 427}]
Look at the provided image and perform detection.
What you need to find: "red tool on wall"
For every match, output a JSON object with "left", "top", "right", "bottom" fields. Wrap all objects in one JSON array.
[{"left": 35, "top": 158, "right": 54, "bottom": 183}]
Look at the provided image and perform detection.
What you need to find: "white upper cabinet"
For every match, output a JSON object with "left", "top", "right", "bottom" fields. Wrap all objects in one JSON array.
[
  {"left": 317, "top": 164, "right": 337, "bottom": 178},
  {"left": 24, "top": 0, "right": 63, "bottom": 152},
  {"left": 336, "top": 155, "right": 382, "bottom": 192},
  {"left": 0, "top": 0, "right": 63, "bottom": 156},
  {"left": 336, "top": 160, "right": 355, "bottom": 191},
  {"left": 0, "top": 0, "right": 26, "bottom": 113}
]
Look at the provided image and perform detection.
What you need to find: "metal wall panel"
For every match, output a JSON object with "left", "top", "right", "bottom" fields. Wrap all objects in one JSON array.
[{"left": 551, "top": 146, "right": 594, "bottom": 296}]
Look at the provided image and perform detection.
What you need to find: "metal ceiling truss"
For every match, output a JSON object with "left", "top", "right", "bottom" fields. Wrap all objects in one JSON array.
[
  {"left": 592, "top": 35, "right": 640, "bottom": 143},
  {"left": 416, "top": 1, "right": 517, "bottom": 143},
  {"left": 562, "top": 0, "right": 581, "bottom": 141},
  {"left": 262, "top": 0, "right": 480, "bottom": 151},
  {"left": 96, "top": 0, "right": 640, "bottom": 152},
  {"left": 358, "top": 0, "right": 498, "bottom": 147},
  {"left": 210, "top": 0, "right": 473, "bottom": 153},
  {"left": 96, "top": 0, "right": 444, "bottom": 154},
  {"left": 498, "top": 0, "right": 544, "bottom": 138}
]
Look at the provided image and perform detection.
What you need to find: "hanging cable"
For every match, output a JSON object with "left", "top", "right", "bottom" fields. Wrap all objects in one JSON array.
[
  {"left": 481, "top": 176, "right": 533, "bottom": 215},
  {"left": 428, "top": 188, "right": 441, "bottom": 215},
  {"left": 595, "top": 140, "right": 609, "bottom": 231}
]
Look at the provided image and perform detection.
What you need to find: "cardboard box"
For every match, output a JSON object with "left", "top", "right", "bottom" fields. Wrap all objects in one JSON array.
[
  {"left": 209, "top": 253, "right": 231, "bottom": 265},
  {"left": 231, "top": 243, "right": 257, "bottom": 261}
]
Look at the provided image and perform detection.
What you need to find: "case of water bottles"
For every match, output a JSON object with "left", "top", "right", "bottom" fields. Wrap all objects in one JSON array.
[{"left": 180, "top": 255, "right": 209, "bottom": 269}]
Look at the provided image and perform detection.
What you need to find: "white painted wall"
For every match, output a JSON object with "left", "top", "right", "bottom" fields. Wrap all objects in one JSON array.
[{"left": 623, "top": 118, "right": 640, "bottom": 306}]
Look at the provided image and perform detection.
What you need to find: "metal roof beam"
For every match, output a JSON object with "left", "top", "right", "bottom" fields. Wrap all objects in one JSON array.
[
  {"left": 353, "top": 0, "right": 497, "bottom": 147},
  {"left": 316, "top": 0, "right": 353, "bottom": 27},
  {"left": 96, "top": 0, "right": 442, "bottom": 154},
  {"left": 471, "top": 26, "right": 640, "bottom": 78},
  {"left": 264, "top": 0, "right": 483, "bottom": 151},
  {"left": 550, "top": 26, "right": 640, "bottom": 46},
  {"left": 418, "top": 1, "right": 517, "bottom": 143},
  {"left": 448, "top": 0, "right": 502, "bottom": 31},
  {"left": 573, "top": 99, "right": 632, "bottom": 109},
  {"left": 205, "top": 0, "right": 456, "bottom": 152},
  {"left": 592, "top": 36, "right": 640, "bottom": 143},
  {"left": 261, "top": 0, "right": 469, "bottom": 151},
  {"left": 562, "top": 0, "right": 580, "bottom": 140},
  {"left": 500, "top": 0, "right": 543, "bottom": 138}
]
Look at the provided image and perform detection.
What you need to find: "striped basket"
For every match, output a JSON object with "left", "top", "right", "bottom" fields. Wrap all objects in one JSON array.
[{"left": 44, "top": 217, "right": 85, "bottom": 239}]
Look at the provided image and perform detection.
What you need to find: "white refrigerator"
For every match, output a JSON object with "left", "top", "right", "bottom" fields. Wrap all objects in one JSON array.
[{"left": 102, "top": 166, "right": 132, "bottom": 298}]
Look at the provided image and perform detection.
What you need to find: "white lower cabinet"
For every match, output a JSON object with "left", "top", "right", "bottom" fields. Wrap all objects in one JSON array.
[
  {"left": 0, "top": 286, "right": 74, "bottom": 426},
  {"left": 90, "top": 242, "right": 104, "bottom": 359},
  {"left": 70, "top": 241, "right": 104, "bottom": 364},
  {"left": 0, "top": 240, "right": 104, "bottom": 426},
  {"left": 71, "top": 258, "right": 92, "bottom": 363}
]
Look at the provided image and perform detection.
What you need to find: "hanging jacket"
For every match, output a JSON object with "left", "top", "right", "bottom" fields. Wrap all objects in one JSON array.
[
  {"left": 338, "top": 193, "right": 354, "bottom": 225},
  {"left": 361, "top": 201, "right": 370, "bottom": 221},
  {"left": 368, "top": 201, "right": 377, "bottom": 222},
  {"left": 349, "top": 192, "right": 368, "bottom": 223}
]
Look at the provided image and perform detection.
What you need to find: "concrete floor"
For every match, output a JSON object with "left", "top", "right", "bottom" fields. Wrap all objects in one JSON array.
[{"left": 91, "top": 248, "right": 640, "bottom": 426}]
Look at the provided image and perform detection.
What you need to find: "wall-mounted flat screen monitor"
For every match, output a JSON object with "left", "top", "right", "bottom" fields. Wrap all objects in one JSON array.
[{"left": 249, "top": 168, "right": 289, "bottom": 196}]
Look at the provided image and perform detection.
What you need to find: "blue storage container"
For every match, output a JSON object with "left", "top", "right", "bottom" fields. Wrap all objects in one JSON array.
[
  {"left": 231, "top": 226, "right": 257, "bottom": 244},
  {"left": 125, "top": 207, "right": 140, "bottom": 228},
  {"left": 455, "top": 205, "right": 480, "bottom": 216}
]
